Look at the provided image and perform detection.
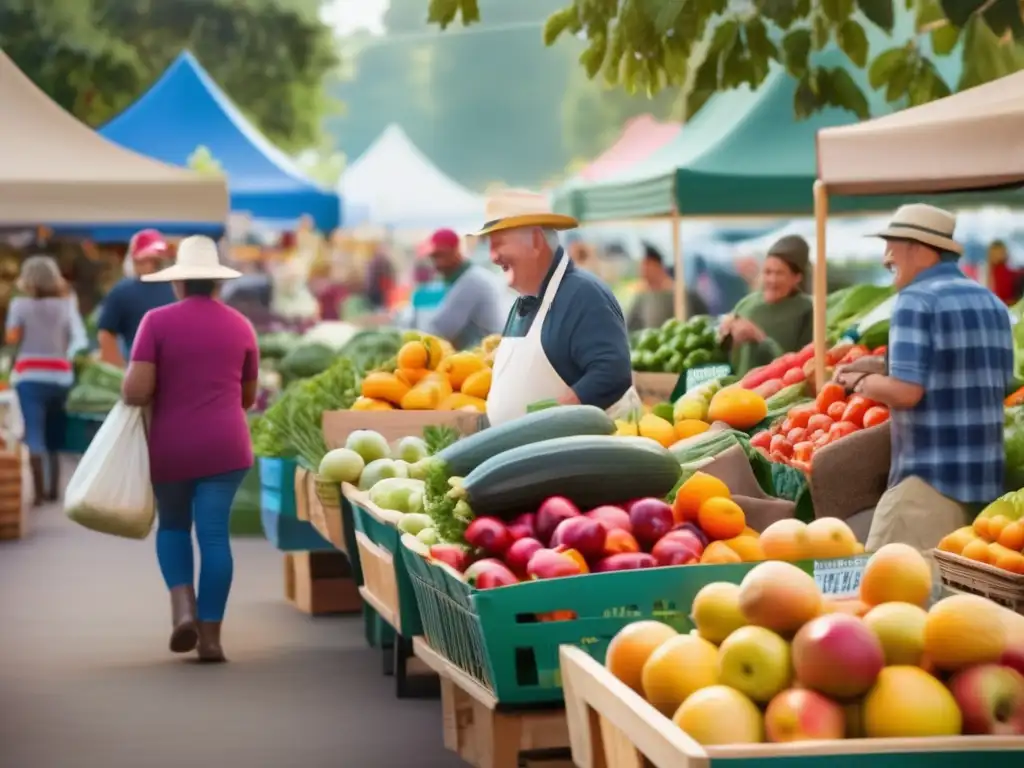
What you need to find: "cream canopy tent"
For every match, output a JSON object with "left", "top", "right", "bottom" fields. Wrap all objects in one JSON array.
[
  {"left": 0, "top": 51, "right": 228, "bottom": 226},
  {"left": 810, "top": 69, "right": 1024, "bottom": 382}
]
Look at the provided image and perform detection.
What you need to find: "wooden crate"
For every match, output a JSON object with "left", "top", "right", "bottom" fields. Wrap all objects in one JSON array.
[
  {"left": 283, "top": 551, "right": 361, "bottom": 615},
  {"left": 303, "top": 469, "right": 347, "bottom": 553},
  {"left": 414, "top": 637, "right": 571, "bottom": 768},
  {"left": 0, "top": 447, "right": 27, "bottom": 541},
  {"left": 559, "top": 645, "right": 1024, "bottom": 768}
]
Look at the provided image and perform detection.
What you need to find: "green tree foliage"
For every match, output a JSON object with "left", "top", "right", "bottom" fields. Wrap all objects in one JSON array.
[
  {"left": 423, "top": 0, "right": 1024, "bottom": 120},
  {"left": 0, "top": 0, "right": 338, "bottom": 152}
]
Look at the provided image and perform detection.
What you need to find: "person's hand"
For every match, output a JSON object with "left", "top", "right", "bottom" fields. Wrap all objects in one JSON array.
[
  {"left": 717, "top": 315, "right": 736, "bottom": 341},
  {"left": 728, "top": 318, "right": 766, "bottom": 345},
  {"left": 559, "top": 389, "right": 581, "bottom": 406}
]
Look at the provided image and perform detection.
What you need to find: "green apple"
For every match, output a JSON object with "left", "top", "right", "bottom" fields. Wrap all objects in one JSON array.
[{"left": 717, "top": 625, "right": 792, "bottom": 703}]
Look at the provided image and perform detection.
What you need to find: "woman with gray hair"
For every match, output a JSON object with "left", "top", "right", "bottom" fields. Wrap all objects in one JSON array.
[{"left": 4, "top": 256, "right": 76, "bottom": 503}]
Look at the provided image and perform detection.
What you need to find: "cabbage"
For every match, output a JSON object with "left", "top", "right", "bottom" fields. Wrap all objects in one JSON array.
[
  {"left": 359, "top": 458, "right": 399, "bottom": 490},
  {"left": 369, "top": 478, "right": 426, "bottom": 514},
  {"left": 397, "top": 512, "right": 433, "bottom": 535},
  {"left": 318, "top": 448, "right": 365, "bottom": 484},
  {"left": 395, "top": 436, "right": 428, "bottom": 463},
  {"left": 346, "top": 429, "right": 391, "bottom": 464}
]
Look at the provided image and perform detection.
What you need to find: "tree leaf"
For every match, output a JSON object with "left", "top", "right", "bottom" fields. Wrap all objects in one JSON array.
[
  {"left": 938, "top": 0, "right": 987, "bottom": 28},
  {"left": 692, "top": 50, "right": 720, "bottom": 92},
  {"left": 825, "top": 66, "right": 870, "bottom": 117},
  {"left": 793, "top": 74, "right": 820, "bottom": 119},
  {"left": 856, "top": 0, "right": 894, "bottom": 32},
  {"left": 458, "top": 0, "right": 481, "bottom": 25},
  {"left": 982, "top": 0, "right": 1024, "bottom": 41},
  {"left": 782, "top": 28, "right": 812, "bottom": 77},
  {"left": 915, "top": 0, "right": 946, "bottom": 27},
  {"left": 652, "top": 0, "right": 688, "bottom": 35},
  {"left": 837, "top": 19, "right": 869, "bottom": 67},
  {"left": 744, "top": 16, "right": 779, "bottom": 62},
  {"left": 543, "top": 8, "right": 576, "bottom": 46},
  {"left": 821, "top": 0, "right": 855, "bottom": 23},
  {"left": 867, "top": 46, "right": 905, "bottom": 88},
  {"left": 756, "top": 0, "right": 803, "bottom": 29},
  {"left": 811, "top": 12, "right": 831, "bottom": 50},
  {"left": 907, "top": 58, "right": 951, "bottom": 105},
  {"left": 930, "top": 21, "right": 960, "bottom": 55},
  {"left": 884, "top": 49, "right": 915, "bottom": 101}
]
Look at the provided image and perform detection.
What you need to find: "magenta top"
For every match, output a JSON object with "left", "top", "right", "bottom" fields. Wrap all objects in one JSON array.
[{"left": 131, "top": 296, "right": 259, "bottom": 484}]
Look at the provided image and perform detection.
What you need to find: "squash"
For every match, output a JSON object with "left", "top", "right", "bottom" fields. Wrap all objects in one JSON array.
[
  {"left": 638, "top": 413, "right": 677, "bottom": 448},
  {"left": 421, "top": 336, "right": 447, "bottom": 369},
  {"left": 438, "top": 352, "right": 486, "bottom": 390},
  {"left": 400, "top": 383, "right": 444, "bottom": 410},
  {"left": 360, "top": 371, "right": 410, "bottom": 405},
  {"left": 420, "top": 371, "right": 453, "bottom": 400},
  {"left": 439, "top": 393, "right": 487, "bottom": 412},
  {"left": 396, "top": 367, "right": 430, "bottom": 386},
  {"left": 449, "top": 435, "right": 681, "bottom": 518},
  {"left": 614, "top": 419, "right": 640, "bottom": 437},
  {"left": 351, "top": 396, "right": 394, "bottom": 411},
  {"left": 397, "top": 341, "right": 429, "bottom": 369},
  {"left": 460, "top": 368, "right": 492, "bottom": 399}
]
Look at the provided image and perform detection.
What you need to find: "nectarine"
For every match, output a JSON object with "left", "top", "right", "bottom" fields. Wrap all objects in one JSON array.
[
  {"left": 738, "top": 561, "right": 822, "bottom": 635},
  {"left": 858, "top": 543, "right": 932, "bottom": 608},
  {"left": 924, "top": 594, "right": 1006, "bottom": 672},
  {"left": 605, "top": 621, "right": 678, "bottom": 693},
  {"left": 641, "top": 634, "right": 719, "bottom": 715},
  {"left": 806, "top": 517, "right": 858, "bottom": 559},
  {"left": 759, "top": 519, "right": 811, "bottom": 562}
]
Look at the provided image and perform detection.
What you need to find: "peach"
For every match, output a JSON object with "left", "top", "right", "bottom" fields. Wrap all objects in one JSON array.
[
  {"left": 672, "top": 685, "right": 764, "bottom": 745},
  {"left": 864, "top": 666, "right": 962, "bottom": 738},
  {"left": 700, "top": 540, "right": 742, "bottom": 564},
  {"left": 999, "top": 520, "right": 1024, "bottom": 552},
  {"left": 806, "top": 517, "right": 858, "bottom": 559},
  {"left": 723, "top": 535, "right": 765, "bottom": 562},
  {"left": 792, "top": 614, "right": 884, "bottom": 699},
  {"left": 924, "top": 594, "right": 1007, "bottom": 672},
  {"left": 858, "top": 543, "right": 932, "bottom": 608},
  {"left": 691, "top": 582, "right": 747, "bottom": 645},
  {"left": 963, "top": 538, "right": 994, "bottom": 564},
  {"left": 641, "top": 634, "right": 720, "bottom": 716},
  {"left": 738, "top": 561, "right": 822, "bottom": 635},
  {"left": 605, "top": 621, "right": 678, "bottom": 693},
  {"left": 759, "top": 519, "right": 811, "bottom": 562},
  {"left": 765, "top": 689, "right": 846, "bottom": 743},
  {"left": 938, "top": 525, "right": 978, "bottom": 555},
  {"left": 863, "top": 601, "right": 927, "bottom": 666},
  {"left": 990, "top": 542, "right": 1024, "bottom": 574}
]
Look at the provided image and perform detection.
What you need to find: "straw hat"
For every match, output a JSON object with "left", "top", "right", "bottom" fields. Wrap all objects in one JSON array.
[
  {"left": 141, "top": 235, "right": 242, "bottom": 282},
  {"left": 472, "top": 188, "right": 578, "bottom": 237},
  {"left": 871, "top": 203, "right": 963, "bottom": 255}
]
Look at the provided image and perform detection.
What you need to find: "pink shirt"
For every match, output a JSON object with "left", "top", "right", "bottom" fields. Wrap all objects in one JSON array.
[{"left": 132, "top": 297, "right": 259, "bottom": 484}]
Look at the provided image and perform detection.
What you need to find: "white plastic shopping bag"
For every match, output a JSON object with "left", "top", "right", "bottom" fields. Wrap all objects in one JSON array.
[{"left": 64, "top": 402, "right": 154, "bottom": 539}]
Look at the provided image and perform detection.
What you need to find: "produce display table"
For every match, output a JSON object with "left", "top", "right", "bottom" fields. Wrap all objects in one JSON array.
[
  {"left": 559, "top": 645, "right": 1024, "bottom": 768},
  {"left": 283, "top": 551, "right": 362, "bottom": 615},
  {"left": 414, "top": 637, "right": 572, "bottom": 768}
]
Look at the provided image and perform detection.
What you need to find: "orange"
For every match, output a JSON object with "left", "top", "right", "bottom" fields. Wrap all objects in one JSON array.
[
  {"left": 672, "top": 472, "right": 730, "bottom": 524},
  {"left": 986, "top": 515, "right": 1012, "bottom": 544},
  {"left": 723, "top": 535, "right": 765, "bottom": 562},
  {"left": 740, "top": 526, "right": 760, "bottom": 538},
  {"left": 999, "top": 520, "right": 1024, "bottom": 552},
  {"left": 938, "top": 526, "right": 978, "bottom": 556},
  {"left": 605, "top": 621, "right": 679, "bottom": 693},
  {"left": 697, "top": 497, "right": 747, "bottom": 541},
  {"left": 989, "top": 543, "right": 1024, "bottom": 574},
  {"left": 675, "top": 419, "right": 711, "bottom": 441},
  {"left": 396, "top": 341, "right": 429, "bottom": 369},
  {"left": 962, "top": 538, "right": 993, "bottom": 564},
  {"left": 973, "top": 515, "right": 991, "bottom": 541},
  {"left": 707, "top": 388, "right": 768, "bottom": 430},
  {"left": 700, "top": 540, "right": 743, "bottom": 564}
]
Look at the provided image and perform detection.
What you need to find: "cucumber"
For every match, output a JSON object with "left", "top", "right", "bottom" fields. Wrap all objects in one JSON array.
[
  {"left": 451, "top": 435, "right": 681, "bottom": 518},
  {"left": 670, "top": 430, "right": 739, "bottom": 464}
]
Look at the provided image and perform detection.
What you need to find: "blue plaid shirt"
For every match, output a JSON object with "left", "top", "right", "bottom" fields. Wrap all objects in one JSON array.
[{"left": 888, "top": 262, "right": 1014, "bottom": 504}]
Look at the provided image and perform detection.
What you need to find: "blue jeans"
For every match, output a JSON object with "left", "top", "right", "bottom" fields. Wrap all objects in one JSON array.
[
  {"left": 15, "top": 381, "right": 69, "bottom": 454},
  {"left": 153, "top": 468, "right": 247, "bottom": 622}
]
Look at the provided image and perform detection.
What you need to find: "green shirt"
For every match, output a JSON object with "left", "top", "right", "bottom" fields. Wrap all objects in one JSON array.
[{"left": 729, "top": 291, "right": 813, "bottom": 376}]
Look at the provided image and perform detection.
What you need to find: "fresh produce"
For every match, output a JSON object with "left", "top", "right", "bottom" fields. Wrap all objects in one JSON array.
[
  {"left": 318, "top": 448, "right": 365, "bottom": 484},
  {"left": 368, "top": 477, "right": 425, "bottom": 514},
  {"left": 603, "top": 546, "right": 1024, "bottom": 745},
  {"left": 339, "top": 328, "right": 402, "bottom": 371},
  {"left": 707, "top": 387, "right": 768, "bottom": 431},
  {"left": 278, "top": 342, "right": 336, "bottom": 383},
  {"left": 825, "top": 284, "right": 894, "bottom": 344},
  {"left": 630, "top": 316, "right": 725, "bottom": 374},
  {"left": 359, "top": 458, "right": 400, "bottom": 490},
  {"left": 65, "top": 359, "right": 124, "bottom": 414},
  {"left": 346, "top": 430, "right": 391, "bottom": 464}
]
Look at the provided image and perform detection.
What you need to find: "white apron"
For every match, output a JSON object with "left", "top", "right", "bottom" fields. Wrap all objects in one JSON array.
[{"left": 486, "top": 256, "right": 642, "bottom": 427}]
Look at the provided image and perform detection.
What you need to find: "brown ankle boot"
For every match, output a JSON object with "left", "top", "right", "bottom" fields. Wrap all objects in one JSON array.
[
  {"left": 196, "top": 621, "right": 226, "bottom": 663},
  {"left": 44, "top": 453, "right": 60, "bottom": 501},
  {"left": 28, "top": 455, "right": 45, "bottom": 507},
  {"left": 168, "top": 586, "right": 198, "bottom": 653}
]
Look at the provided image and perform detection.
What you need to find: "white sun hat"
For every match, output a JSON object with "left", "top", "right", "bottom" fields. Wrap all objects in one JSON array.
[{"left": 141, "top": 235, "right": 242, "bottom": 282}]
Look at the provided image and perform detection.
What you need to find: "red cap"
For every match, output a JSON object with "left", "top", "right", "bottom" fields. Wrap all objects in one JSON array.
[
  {"left": 128, "top": 229, "right": 168, "bottom": 261},
  {"left": 429, "top": 228, "right": 460, "bottom": 251}
]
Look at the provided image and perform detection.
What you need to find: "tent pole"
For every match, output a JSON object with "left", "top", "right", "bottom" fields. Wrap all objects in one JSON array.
[
  {"left": 812, "top": 180, "right": 829, "bottom": 388},
  {"left": 671, "top": 211, "right": 686, "bottom": 319}
]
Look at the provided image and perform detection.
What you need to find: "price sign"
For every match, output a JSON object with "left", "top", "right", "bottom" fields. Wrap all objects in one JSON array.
[
  {"left": 813, "top": 555, "right": 870, "bottom": 599},
  {"left": 676, "top": 363, "right": 732, "bottom": 401}
]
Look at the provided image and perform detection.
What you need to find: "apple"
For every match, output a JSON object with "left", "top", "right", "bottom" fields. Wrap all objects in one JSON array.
[
  {"left": 651, "top": 533, "right": 702, "bottom": 566},
  {"left": 428, "top": 544, "right": 471, "bottom": 573},
  {"left": 792, "top": 614, "right": 884, "bottom": 699},
  {"left": 526, "top": 549, "right": 582, "bottom": 580},
  {"left": 949, "top": 664, "right": 1024, "bottom": 735},
  {"left": 629, "top": 498, "right": 675, "bottom": 550},
  {"left": 550, "top": 516, "right": 607, "bottom": 561},
  {"left": 586, "top": 505, "right": 632, "bottom": 533},
  {"left": 661, "top": 529, "right": 705, "bottom": 557},
  {"left": 862, "top": 602, "right": 927, "bottom": 666},
  {"left": 1001, "top": 646, "right": 1024, "bottom": 679},
  {"left": 464, "top": 559, "right": 518, "bottom": 589},
  {"left": 765, "top": 689, "right": 846, "bottom": 742},
  {"left": 535, "top": 497, "right": 581, "bottom": 546},
  {"left": 717, "top": 626, "right": 793, "bottom": 703},
  {"left": 593, "top": 552, "right": 657, "bottom": 572},
  {"left": 672, "top": 521, "right": 709, "bottom": 549},
  {"left": 464, "top": 517, "right": 514, "bottom": 557},
  {"left": 507, "top": 512, "right": 537, "bottom": 540},
  {"left": 504, "top": 537, "right": 544, "bottom": 579}
]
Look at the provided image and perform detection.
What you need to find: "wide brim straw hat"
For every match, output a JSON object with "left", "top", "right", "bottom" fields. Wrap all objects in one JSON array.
[
  {"left": 472, "top": 188, "right": 578, "bottom": 237},
  {"left": 870, "top": 203, "right": 963, "bottom": 255},
  {"left": 141, "top": 235, "right": 242, "bottom": 282}
]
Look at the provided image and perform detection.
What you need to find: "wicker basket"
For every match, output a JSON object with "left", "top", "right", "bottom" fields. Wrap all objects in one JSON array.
[
  {"left": 314, "top": 476, "right": 342, "bottom": 508},
  {"left": 934, "top": 549, "right": 1024, "bottom": 613}
]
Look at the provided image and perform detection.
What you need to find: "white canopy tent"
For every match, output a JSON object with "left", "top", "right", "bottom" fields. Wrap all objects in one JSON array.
[
  {"left": 339, "top": 124, "right": 486, "bottom": 231},
  {"left": 0, "top": 50, "right": 228, "bottom": 226}
]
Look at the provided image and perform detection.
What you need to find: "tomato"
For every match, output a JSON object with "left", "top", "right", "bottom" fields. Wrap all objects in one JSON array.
[
  {"left": 782, "top": 366, "right": 807, "bottom": 386},
  {"left": 793, "top": 441, "right": 815, "bottom": 463},
  {"left": 841, "top": 400, "right": 868, "bottom": 428},
  {"left": 829, "top": 420, "right": 859, "bottom": 441},
  {"left": 815, "top": 382, "right": 846, "bottom": 413},
  {"left": 863, "top": 406, "right": 890, "bottom": 428},
  {"left": 787, "top": 405, "right": 815, "bottom": 429},
  {"left": 826, "top": 343, "right": 853, "bottom": 366},
  {"left": 753, "top": 378, "right": 785, "bottom": 399},
  {"left": 750, "top": 430, "right": 772, "bottom": 450},
  {"left": 826, "top": 401, "right": 847, "bottom": 421},
  {"left": 786, "top": 427, "right": 808, "bottom": 444},
  {"left": 807, "top": 413, "right": 834, "bottom": 434},
  {"left": 778, "top": 352, "right": 798, "bottom": 369},
  {"left": 780, "top": 417, "right": 796, "bottom": 434},
  {"left": 808, "top": 429, "right": 826, "bottom": 442},
  {"left": 872, "top": 345, "right": 887, "bottom": 357},
  {"left": 794, "top": 342, "right": 816, "bottom": 365},
  {"left": 813, "top": 433, "right": 832, "bottom": 448},
  {"left": 790, "top": 459, "right": 812, "bottom": 474},
  {"left": 769, "top": 434, "right": 794, "bottom": 458},
  {"left": 838, "top": 345, "right": 870, "bottom": 365},
  {"left": 770, "top": 452, "right": 792, "bottom": 465}
]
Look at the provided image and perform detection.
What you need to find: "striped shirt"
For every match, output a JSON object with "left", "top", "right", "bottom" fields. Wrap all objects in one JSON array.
[
  {"left": 888, "top": 262, "right": 1014, "bottom": 503},
  {"left": 6, "top": 297, "right": 75, "bottom": 386}
]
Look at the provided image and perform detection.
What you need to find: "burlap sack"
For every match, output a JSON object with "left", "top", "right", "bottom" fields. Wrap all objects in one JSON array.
[
  {"left": 809, "top": 422, "right": 891, "bottom": 521},
  {"left": 698, "top": 444, "right": 797, "bottom": 531},
  {"left": 732, "top": 495, "right": 798, "bottom": 532}
]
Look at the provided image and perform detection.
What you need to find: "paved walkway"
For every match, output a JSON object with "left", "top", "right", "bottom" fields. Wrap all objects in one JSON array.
[{"left": 0, "top": 500, "right": 467, "bottom": 768}]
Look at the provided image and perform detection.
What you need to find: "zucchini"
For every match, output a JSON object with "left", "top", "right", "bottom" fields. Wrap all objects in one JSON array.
[{"left": 449, "top": 435, "right": 681, "bottom": 518}]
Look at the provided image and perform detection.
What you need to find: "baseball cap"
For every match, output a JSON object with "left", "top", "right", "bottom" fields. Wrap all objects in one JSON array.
[
  {"left": 128, "top": 229, "right": 168, "bottom": 261},
  {"left": 428, "top": 228, "right": 460, "bottom": 251}
]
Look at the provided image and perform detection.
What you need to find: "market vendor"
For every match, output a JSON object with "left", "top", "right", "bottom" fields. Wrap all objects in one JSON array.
[
  {"left": 719, "top": 235, "right": 813, "bottom": 376},
  {"left": 480, "top": 191, "right": 639, "bottom": 426},
  {"left": 626, "top": 243, "right": 708, "bottom": 331},
  {"left": 834, "top": 204, "right": 1014, "bottom": 553},
  {"left": 421, "top": 228, "right": 505, "bottom": 350},
  {"left": 97, "top": 229, "right": 175, "bottom": 366}
]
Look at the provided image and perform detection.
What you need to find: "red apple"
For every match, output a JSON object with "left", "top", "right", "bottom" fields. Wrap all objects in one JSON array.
[
  {"left": 504, "top": 537, "right": 544, "bottom": 578},
  {"left": 628, "top": 498, "right": 675, "bottom": 550},
  {"left": 593, "top": 552, "right": 657, "bottom": 572},
  {"left": 1001, "top": 646, "right": 1024, "bottom": 679},
  {"left": 508, "top": 512, "right": 536, "bottom": 540},
  {"left": 651, "top": 534, "right": 702, "bottom": 566},
  {"left": 661, "top": 529, "right": 705, "bottom": 557},
  {"left": 949, "top": 664, "right": 1024, "bottom": 735},
  {"left": 765, "top": 689, "right": 846, "bottom": 742},
  {"left": 551, "top": 516, "right": 607, "bottom": 561},
  {"left": 464, "top": 516, "right": 513, "bottom": 557},
  {"left": 586, "top": 505, "right": 632, "bottom": 533},
  {"left": 792, "top": 614, "right": 884, "bottom": 699},
  {"left": 671, "top": 521, "right": 709, "bottom": 549},
  {"left": 604, "top": 528, "right": 640, "bottom": 555},
  {"left": 526, "top": 549, "right": 582, "bottom": 580},
  {"left": 428, "top": 544, "right": 471, "bottom": 573},
  {"left": 535, "top": 496, "right": 581, "bottom": 546}
]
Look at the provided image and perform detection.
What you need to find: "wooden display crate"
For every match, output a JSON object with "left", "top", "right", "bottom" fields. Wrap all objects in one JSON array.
[
  {"left": 559, "top": 645, "right": 1024, "bottom": 768},
  {"left": 321, "top": 409, "right": 484, "bottom": 449},
  {"left": 0, "top": 446, "right": 28, "bottom": 541},
  {"left": 414, "top": 637, "right": 572, "bottom": 768},
  {"left": 298, "top": 468, "right": 347, "bottom": 552},
  {"left": 283, "top": 551, "right": 361, "bottom": 615}
]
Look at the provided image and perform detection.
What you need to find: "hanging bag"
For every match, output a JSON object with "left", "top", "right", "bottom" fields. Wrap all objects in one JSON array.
[{"left": 64, "top": 401, "right": 154, "bottom": 539}]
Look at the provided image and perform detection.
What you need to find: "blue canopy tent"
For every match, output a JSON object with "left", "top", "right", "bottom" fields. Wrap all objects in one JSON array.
[{"left": 100, "top": 51, "right": 340, "bottom": 233}]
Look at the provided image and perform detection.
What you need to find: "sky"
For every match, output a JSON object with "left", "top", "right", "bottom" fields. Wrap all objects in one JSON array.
[{"left": 321, "top": 0, "right": 388, "bottom": 36}]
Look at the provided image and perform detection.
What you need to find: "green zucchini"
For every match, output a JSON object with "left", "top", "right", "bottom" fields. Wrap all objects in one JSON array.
[{"left": 449, "top": 435, "right": 681, "bottom": 518}]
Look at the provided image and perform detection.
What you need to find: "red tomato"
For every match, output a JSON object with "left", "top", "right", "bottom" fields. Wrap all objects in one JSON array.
[
  {"left": 769, "top": 434, "right": 794, "bottom": 458},
  {"left": 793, "top": 441, "right": 815, "bottom": 463},
  {"left": 838, "top": 345, "right": 870, "bottom": 365},
  {"left": 780, "top": 417, "right": 796, "bottom": 434},
  {"left": 872, "top": 345, "right": 887, "bottom": 357},
  {"left": 826, "top": 401, "right": 847, "bottom": 421},
  {"left": 841, "top": 400, "right": 868, "bottom": 428},
  {"left": 787, "top": 405, "right": 815, "bottom": 429},
  {"left": 863, "top": 406, "right": 890, "bottom": 428},
  {"left": 829, "top": 420, "right": 859, "bottom": 441},
  {"left": 814, "top": 433, "right": 832, "bottom": 448},
  {"left": 782, "top": 367, "right": 807, "bottom": 386},
  {"left": 750, "top": 430, "right": 772, "bottom": 450},
  {"left": 807, "top": 413, "right": 834, "bottom": 434},
  {"left": 825, "top": 343, "right": 853, "bottom": 366},
  {"left": 808, "top": 429, "right": 826, "bottom": 442},
  {"left": 787, "top": 427, "right": 808, "bottom": 444},
  {"left": 815, "top": 382, "right": 847, "bottom": 413},
  {"left": 790, "top": 459, "right": 812, "bottom": 474},
  {"left": 778, "top": 352, "right": 798, "bottom": 369}
]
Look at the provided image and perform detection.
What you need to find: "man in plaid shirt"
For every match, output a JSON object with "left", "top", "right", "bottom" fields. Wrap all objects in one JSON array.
[{"left": 835, "top": 204, "right": 1014, "bottom": 553}]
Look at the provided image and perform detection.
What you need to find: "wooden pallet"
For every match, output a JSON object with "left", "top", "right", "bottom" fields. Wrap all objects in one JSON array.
[
  {"left": 0, "top": 448, "right": 27, "bottom": 541},
  {"left": 283, "top": 551, "right": 361, "bottom": 615},
  {"left": 414, "top": 637, "right": 572, "bottom": 768}
]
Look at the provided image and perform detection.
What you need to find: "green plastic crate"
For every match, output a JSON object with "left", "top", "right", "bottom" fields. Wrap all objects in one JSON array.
[
  {"left": 400, "top": 541, "right": 869, "bottom": 706},
  {"left": 352, "top": 500, "right": 423, "bottom": 637}
]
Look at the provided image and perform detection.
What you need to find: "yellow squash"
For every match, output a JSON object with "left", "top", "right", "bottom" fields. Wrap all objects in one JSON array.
[
  {"left": 439, "top": 352, "right": 486, "bottom": 390},
  {"left": 360, "top": 371, "right": 410, "bottom": 405},
  {"left": 439, "top": 393, "right": 487, "bottom": 413},
  {"left": 351, "top": 396, "right": 394, "bottom": 411},
  {"left": 460, "top": 368, "right": 492, "bottom": 399}
]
